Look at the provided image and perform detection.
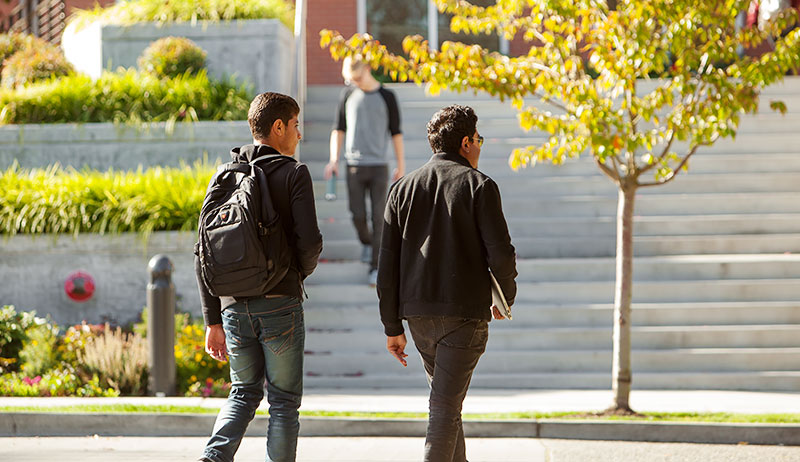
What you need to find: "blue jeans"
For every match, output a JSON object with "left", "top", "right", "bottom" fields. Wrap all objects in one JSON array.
[{"left": 202, "top": 296, "right": 305, "bottom": 462}]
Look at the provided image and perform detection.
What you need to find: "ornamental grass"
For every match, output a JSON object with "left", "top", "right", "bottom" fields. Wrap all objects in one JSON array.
[
  {"left": 0, "top": 162, "right": 215, "bottom": 236},
  {"left": 0, "top": 69, "right": 250, "bottom": 125},
  {"left": 69, "top": 0, "right": 294, "bottom": 31}
]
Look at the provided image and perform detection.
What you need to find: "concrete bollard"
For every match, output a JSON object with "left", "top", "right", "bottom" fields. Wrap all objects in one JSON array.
[{"left": 147, "top": 254, "right": 176, "bottom": 396}]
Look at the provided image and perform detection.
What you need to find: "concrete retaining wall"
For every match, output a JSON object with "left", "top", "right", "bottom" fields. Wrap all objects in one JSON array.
[
  {"left": 0, "top": 121, "right": 251, "bottom": 169},
  {"left": 61, "top": 19, "right": 294, "bottom": 94},
  {"left": 0, "top": 232, "right": 197, "bottom": 326}
]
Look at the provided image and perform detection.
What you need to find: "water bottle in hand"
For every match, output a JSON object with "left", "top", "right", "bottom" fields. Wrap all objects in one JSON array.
[{"left": 325, "top": 171, "right": 337, "bottom": 201}]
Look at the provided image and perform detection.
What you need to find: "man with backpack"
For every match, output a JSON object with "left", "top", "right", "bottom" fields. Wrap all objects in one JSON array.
[{"left": 196, "top": 92, "right": 323, "bottom": 462}]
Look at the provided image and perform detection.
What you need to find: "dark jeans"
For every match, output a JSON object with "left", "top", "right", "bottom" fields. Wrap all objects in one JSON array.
[
  {"left": 346, "top": 164, "right": 388, "bottom": 270},
  {"left": 407, "top": 317, "right": 489, "bottom": 462},
  {"left": 201, "top": 296, "right": 305, "bottom": 462}
]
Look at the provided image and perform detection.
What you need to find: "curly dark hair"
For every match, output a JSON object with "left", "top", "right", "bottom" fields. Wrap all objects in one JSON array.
[
  {"left": 426, "top": 105, "right": 478, "bottom": 154},
  {"left": 248, "top": 92, "right": 299, "bottom": 141}
]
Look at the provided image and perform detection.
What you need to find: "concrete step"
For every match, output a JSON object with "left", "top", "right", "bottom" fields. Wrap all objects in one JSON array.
[
  {"left": 299, "top": 133, "right": 800, "bottom": 163},
  {"left": 305, "top": 324, "right": 800, "bottom": 352},
  {"left": 308, "top": 256, "right": 800, "bottom": 285},
  {"left": 303, "top": 371, "right": 800, "bottom": 391},
  {"left": 304, "top": 279, "right": 800, "bottom": 305},
  {"left": 306, "top": 79, "right": 800, "bottom": 110},
  {"left": 508, "top": 234, "right": 800, "bottom": 258},
  {"left": 313, "top": 192, "right": 800, "bottom": 220},
  {"left": 303, "top": 153, "right": 800, "bottom": 181},
  {"left": 318, "top": 234, "right": 800, "bottom": 260},
  {"left": 303, "top": 301, "right": 800, "bottom": 329},
  {"left": 303, "top": 115, "right": 526, "bottom": 141},
  {"left": 303, "top": 348, "right": 800, "bottom": 375},
  {"left": 318, "top": 214, "right": 800, "bottom": 239},
  {"left": 304, "top": 112, "right": 800, "bottom": 147},
  {"left": 313, "top": 172, "right": 800, "bottom": 198}
]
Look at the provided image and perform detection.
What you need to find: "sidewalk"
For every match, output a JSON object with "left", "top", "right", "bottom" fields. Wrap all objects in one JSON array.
[
  {"left": 2, "top": 388, "right": 800, "bottom": 414},
  {"left": 3, "top": 389, "right": 800, "bottom": 445}
]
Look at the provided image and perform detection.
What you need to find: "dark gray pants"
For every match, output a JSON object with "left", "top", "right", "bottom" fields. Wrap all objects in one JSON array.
[
  {"left": 407, "top": 317, "right": 489, "bottom": 462},
  {"left": 346, "top": 164, "right": 388, "bottom": 270}
]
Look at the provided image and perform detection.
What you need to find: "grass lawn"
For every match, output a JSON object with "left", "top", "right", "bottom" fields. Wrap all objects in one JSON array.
[{"left": 1, "top": 405, "right": 799, "bottom": 423}]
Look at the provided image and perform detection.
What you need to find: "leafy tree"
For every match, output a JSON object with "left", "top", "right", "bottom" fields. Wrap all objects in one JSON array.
[{"left": 321, "top": 0, "right": 800, "bottom": 413}]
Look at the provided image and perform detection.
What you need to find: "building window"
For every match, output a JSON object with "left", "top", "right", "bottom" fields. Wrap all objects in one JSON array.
[
  {"left": 367, "top": 0, "right": 428, "bottom": 55},
  {"left": 437, "top": 0, "right": 500, "bottom": 51}
]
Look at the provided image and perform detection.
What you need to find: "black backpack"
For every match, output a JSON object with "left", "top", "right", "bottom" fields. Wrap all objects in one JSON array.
[{"left": 195, "top": 155, "right": 291, "bottom": 297}]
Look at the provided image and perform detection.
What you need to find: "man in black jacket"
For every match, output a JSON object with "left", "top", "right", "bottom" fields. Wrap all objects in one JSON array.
[
  {"left": 197, "top": 92, "right": 323, "bottom": 462},
  {"left": 377, "top": 105, "right": 517, "bottom": 462}
]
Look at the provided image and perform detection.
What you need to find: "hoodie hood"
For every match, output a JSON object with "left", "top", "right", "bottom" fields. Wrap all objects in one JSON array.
[{"left": 230, "top": 144, "right": 296, "bottom": 175}]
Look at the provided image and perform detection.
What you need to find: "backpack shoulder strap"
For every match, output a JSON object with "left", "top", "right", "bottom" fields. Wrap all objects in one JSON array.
[{"left": 251, "top": 163, "right": 279, "bottom": 226}]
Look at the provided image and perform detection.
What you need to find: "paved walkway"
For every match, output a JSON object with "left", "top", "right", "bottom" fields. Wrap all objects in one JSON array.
[
  {"left": 3, "top": 389, "right": 800, "bottom": 414},
  {"left": 4, "top": 436, "right": 800, "bottom": 462}
]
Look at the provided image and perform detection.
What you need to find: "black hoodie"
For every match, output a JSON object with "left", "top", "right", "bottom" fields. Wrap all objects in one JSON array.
[{"left": 196, "top": 144, "right": 323, "bottom": 326}]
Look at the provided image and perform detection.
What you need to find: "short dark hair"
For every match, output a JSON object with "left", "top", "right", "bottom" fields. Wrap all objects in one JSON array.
[
  {"left": 426, "top": 105, "right": 478, "bottom": 154},
  {"left": 248, "top": 92, "right": 300, "bottom": 141}
]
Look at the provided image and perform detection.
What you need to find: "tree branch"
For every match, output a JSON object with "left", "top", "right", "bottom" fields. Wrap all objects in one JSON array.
[
  {"left": 594, "top": 154, "right": 621, "bottom": 185},
  {"left": 637, "top": 143, "right": 702, "bottom": 188},
  {"left": 608, "top": 153, "right": 624, "bottom": 179},
  {"left": 638, "top": 129, "right": 675, "bottom": 176}
]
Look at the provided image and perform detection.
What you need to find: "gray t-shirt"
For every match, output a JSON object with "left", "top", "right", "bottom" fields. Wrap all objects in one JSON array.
[{"left": 333, "top": 86, "right": 402, "bottom": 166}]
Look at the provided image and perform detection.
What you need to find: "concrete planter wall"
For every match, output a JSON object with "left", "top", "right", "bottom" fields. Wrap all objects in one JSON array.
[
  {"left": 0, "top": 120, "right": 251, "bottom": 169},
  {"left": 0, "top": 232, "right": 198, "bottom": 326},
  {"left": 62, "top": 19, "right": 294, "bottom": 94}
]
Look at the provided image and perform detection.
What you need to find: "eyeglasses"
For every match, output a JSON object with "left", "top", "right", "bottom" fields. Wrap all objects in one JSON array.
[{"left": 472, "top": 135, "right": 484, "bottom": 147}]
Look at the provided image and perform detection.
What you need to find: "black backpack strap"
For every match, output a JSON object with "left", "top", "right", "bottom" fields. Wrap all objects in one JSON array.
[{"left": 251, "top": 163, "right": 280, "bottom": 228}]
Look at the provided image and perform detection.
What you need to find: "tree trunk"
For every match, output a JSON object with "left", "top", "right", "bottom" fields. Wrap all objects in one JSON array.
[{"left": 610, "top": 184, "right": 636, "bottom": 413}]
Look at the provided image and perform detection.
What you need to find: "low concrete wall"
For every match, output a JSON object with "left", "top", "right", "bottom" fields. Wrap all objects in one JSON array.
[
  {"left": 0, "top": 121, "right": 251, "bottom": 169},
  {"left": 62, "top": 19, "right": 294, "bottom": 94},
  {"left": 0, "top": 232, "right": 197, "bottom": 326}
]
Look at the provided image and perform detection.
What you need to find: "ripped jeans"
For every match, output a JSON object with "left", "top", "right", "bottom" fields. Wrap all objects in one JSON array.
[{"left": 201, "top": 296, "right": 305, "bottom": 462}]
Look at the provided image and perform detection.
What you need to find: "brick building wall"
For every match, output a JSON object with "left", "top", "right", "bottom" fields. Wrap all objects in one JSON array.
[{"left": 305, "top": 0, "right": 357, "bottom": 85}]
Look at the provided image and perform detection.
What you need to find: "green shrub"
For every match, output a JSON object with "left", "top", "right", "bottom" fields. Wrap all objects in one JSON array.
[
  {"left": 0, "top": 40, "right": 74, "bottom": 89},
  {"left": 136, "top": 308, "right": 230, "bottom": 395},
  {"left": 56, "top": 322, "right": 107, "bottom": 365},
  {"left": 138, "top": 36, "right": 207, "bottom": 78},
  {"left": 19, "top": 321, "right": 60, "bottom": 376},
  {"left": 0, "top": 366, "right": 119, "bottom": 397},
  {"left": 186, "top": 377, "right": 231, "bottom": 398},
  {"left": 0, "top": 33, "right": 28, "bottom": 72},
  {"left": 0, "top": 68, "right": 250, "bottom": 125},
  {"left": 0, "top": 162, "right": 214, "bottom": 236},
  {"left": 70, "top": 0, "right": 294, "bottom": 30},
  {"left": 0, "top": 305, "right": 41, "bottom": 373},
  {"left": 79, "top": 325, "right": 148, "bottom": 395},
  {"left": 174, "top": 313, "right": 229, "bottom": 395},
  {"left": 0, "top": 33, "right": 52, "bottom": 72}
]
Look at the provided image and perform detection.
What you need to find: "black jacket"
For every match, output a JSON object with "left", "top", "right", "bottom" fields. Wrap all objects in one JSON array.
[
  {"left": 377, "top": 151, "right": 517, "bottom": 336},
  {"left": 197, "top": 144, "right": 323, "bottom": 326}
]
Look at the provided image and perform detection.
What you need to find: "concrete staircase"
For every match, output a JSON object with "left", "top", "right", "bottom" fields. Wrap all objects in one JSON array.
[{"left": 299, "top": 78, "right": 800, "bottom": 391}]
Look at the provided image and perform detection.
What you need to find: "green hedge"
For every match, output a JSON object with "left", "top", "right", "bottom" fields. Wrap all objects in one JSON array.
[
  {"left": 0, "top": 163, "right": 215, "bottom": 236},
  {"left": 70, "top": 0, "right": 294, "bottom": 30},
  {"left": 1, "top": 41, "right": 74, "bottom": 89},
  {"left": 0, "top": 69, "right": 251, "bottom": 125},
  {"left": 138, "top": 36, "right": 207, "bottom": 78}
]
